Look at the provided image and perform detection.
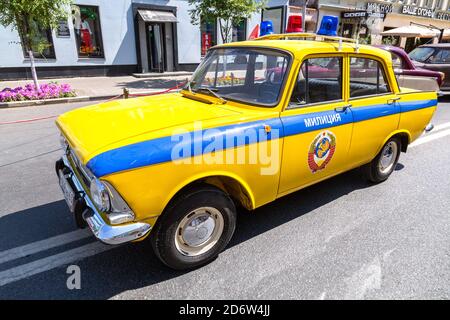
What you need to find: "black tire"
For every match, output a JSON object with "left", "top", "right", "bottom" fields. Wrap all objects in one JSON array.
[
  {"left": 362, "top": 137, "right": 401, "bottom": 183},
  {"left": 150, "top": 185, "right": 236, "bottom": 270}
]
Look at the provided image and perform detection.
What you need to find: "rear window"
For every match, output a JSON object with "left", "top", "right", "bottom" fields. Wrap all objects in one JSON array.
[{"left": 409, "top": 47, "right": 435, "bottom": 63}]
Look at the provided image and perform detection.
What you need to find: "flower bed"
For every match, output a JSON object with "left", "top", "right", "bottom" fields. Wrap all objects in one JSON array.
[{"left": 0, "top": 83, "right": 76, "bottom": 102}]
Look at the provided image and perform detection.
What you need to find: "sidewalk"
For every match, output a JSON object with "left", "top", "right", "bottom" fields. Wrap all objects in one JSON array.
[{"left": 0, "top": 74, "right": 191, "bottom": 99}]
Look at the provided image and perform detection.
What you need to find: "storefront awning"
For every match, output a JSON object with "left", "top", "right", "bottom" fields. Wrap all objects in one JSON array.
[
  {"left": 381, "top": 25, "right": 439, "bottom": 38},
  {"left": 138, "top": 9, "right": 178, "bottom": 23}
]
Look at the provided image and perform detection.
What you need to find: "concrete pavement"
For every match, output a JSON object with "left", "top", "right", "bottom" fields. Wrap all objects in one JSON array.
[{"left": 0, "top": 75, "right": 190, "bottom": 98}]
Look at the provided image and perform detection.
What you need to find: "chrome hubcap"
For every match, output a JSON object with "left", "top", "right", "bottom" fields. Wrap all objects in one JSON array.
[
  {"left": 379, "top": 141, "right": 398, "bottom": 174},
  {"left": 175, "top": 207, "right": 224, "bottom": 257}
]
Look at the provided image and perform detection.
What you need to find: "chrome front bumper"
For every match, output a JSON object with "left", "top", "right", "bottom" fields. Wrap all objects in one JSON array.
[{"left": 57, "top": 154, "right": 152, "bottom": 245}]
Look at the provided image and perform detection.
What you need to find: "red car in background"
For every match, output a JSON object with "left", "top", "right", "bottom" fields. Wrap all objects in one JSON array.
[{"left": 375, "top": 45, "right": 444, "bottom": 92}]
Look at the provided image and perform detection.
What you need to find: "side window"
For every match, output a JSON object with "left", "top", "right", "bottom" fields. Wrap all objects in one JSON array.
[
  {"left": 429, "top": 49, "right": 450, "bottom": 64},
  {"left": 290, "top": 57, "right": 343, "bottom": 106},
  {"left": 350, "top": 57, "right": 391, "bottom": 98}
]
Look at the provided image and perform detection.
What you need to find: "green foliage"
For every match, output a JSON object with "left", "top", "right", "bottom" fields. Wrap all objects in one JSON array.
[
  {"left": 382, "top": 36, "right": 398, "bottom": 46},
  {"left": 0, "top": 0, "right": 72, "bottom": 52},
  {"left": 188, "top": 0, "right": 267, "bottom": 43}
]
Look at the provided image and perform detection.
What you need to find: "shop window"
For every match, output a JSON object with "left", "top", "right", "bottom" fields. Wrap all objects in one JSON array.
[
  {"left": 201, "top": 19, "right": 217, "bottom": 57},
  {"left": 290, "top": 57, "right": 343, "bottom": 106},
  {"left": 232, "top": 20, "right": 247, "bottom": 42},
  {"left": 19, "top": 20, "right": 55, "bottom": 59},
  {"left": 341, "top": 23, "right": 354, "bottom": 38},
  {"left": 262, "top": 7, "right": 284, "bottom": 34},
  {"left": 192, "top": 48, "right": 290, "bottom": 106},
  {"left": 72, "top": 5, "right": 104, "bottom": 58},
  {"left": 349, "top": 57, "right": 391, "bottom": 98}
]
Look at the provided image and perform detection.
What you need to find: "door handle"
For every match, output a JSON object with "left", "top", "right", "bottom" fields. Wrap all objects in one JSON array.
[
  {"left": 387, "top": 97, "right": 401, "bottom": 105},
  {"left": 335, "top": 104, "right": 351, "bottom": 113}
]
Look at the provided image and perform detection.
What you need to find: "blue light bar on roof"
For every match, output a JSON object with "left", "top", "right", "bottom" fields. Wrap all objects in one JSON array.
[
  {"left": 317, "top": 15, "right": 338, "bottom": 36},
  {"left": 260, "top": 21, "right": 274, "bottom": 36}
]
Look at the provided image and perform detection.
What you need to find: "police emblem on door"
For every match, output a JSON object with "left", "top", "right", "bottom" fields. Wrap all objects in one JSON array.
[{"left": 308, "top": 131, "right": 336, "bottom": 173}]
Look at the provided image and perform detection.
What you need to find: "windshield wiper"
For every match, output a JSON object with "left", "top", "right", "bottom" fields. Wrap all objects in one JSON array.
[{"left": 195, "top": 87, "right": 227, "bottom": 104}]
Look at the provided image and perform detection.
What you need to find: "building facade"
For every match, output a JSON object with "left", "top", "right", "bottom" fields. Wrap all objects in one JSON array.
[
  {"left": 2, "top": 0, "right": 450, "bottom": 80},
  {"left": 319, "top": 0, "right": 450, "bottom": 48},
  {"left": 0, "top": 0, "right": 321, "bottom": 80}
]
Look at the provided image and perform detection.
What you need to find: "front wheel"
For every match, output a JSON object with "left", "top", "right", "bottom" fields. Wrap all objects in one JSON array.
[
  {"left": 150, "top": 185, "right": 236, "bottom": 270},
  {"left": 362, "top": 137, "right": 401, "bottom": 183}
]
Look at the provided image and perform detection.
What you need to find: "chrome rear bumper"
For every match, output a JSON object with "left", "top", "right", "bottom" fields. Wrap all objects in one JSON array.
[{"left": 57, "top": 154, "right": 152, "bottom": 245}]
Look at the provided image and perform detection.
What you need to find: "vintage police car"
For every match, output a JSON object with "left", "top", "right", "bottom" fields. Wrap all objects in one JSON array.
[{"left": 56, "top": 30, "right": 437, "bottom": 270}]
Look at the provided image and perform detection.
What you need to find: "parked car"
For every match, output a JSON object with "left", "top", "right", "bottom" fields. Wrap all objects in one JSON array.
[
  {"left": 375, "top": 45, "right": 444, "bottom": 92},
  {"left": 408, "top": 43, "right": 450, "bottom": 91},
  {"left": 56, "top": 35, "right": 438, "bottom": 270}
]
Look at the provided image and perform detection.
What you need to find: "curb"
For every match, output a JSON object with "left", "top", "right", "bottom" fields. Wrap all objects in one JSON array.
[
  {"left": 0, "top": 90, "right": 175, "bottom": 109},
  {"left": 132, "top": 72, "right": 192, "bottom": 79}
]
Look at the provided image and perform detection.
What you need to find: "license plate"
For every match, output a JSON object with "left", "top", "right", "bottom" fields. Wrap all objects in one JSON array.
[{"left": 58, "top": 169, "right": 76, "bottom": 212}]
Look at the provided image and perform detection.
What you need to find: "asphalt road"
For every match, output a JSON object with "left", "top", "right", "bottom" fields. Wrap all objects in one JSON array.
[{"left": 0, "top": 99, "right": 449, "bottom": 300}]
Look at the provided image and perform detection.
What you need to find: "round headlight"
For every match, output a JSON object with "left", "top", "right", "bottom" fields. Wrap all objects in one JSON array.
[{"left": 90, "top": 179, "right": 111, "bottom": 212}]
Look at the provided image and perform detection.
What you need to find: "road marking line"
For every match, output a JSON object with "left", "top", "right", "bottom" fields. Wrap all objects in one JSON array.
[
  {"left": 432, "top": 122, "right": 450, "bottom": 132},
  {"left": 410, "top": 128, "right": 450, "bottom": 148},
  {"left": 0, "top": 229, "right": 92, "bottom": 265},
  {"left": 0, "top": 242, "right": 114, "bottom": 287}
]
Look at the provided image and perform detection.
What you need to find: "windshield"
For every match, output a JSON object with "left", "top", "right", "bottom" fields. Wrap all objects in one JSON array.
[
  {"left": 186, "top": 47, "right": 291, "bottom": 106},
  {"left": 408, "top": 47, "right": 435, "bottom": 63}
]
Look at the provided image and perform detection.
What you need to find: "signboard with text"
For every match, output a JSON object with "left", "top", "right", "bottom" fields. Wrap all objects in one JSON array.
[{"left": 401, "top": 5, "right": 434, "bottom": 18}]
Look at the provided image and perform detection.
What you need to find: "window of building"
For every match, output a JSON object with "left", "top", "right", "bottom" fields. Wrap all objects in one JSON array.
[
  {"left": 201, "top": 19, "right": 217, "bottom": 56},
  {"left": 349, "top": 57, "right": 391, "bottom": 98},
  {"left": 262, "top": 7, "right": 284, "bottom": 34},
  {"left": 19, "top": 20, "right": 55, "bottom": 59},
  {"left": 72, "top": 4, "right": 104, "bottom": 58},
  {"left": 290, "top": 57, "right": 343, "bottom": 106},
  {"left": 232, "top": 19, "right": 247, "bottom": 42}
]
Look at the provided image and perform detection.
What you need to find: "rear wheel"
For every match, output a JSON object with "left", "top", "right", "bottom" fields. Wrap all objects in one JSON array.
[
  {"left": 362, "top": 137, "right": 401, "bottom": 183},
  {"left": 150, "top": 185, "right": 236, "bottom": 270}
]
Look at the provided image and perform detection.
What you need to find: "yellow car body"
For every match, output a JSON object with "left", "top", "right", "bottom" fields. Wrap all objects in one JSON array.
[{"left": 56, "top": 37, "right": 437, "bottom": 266}]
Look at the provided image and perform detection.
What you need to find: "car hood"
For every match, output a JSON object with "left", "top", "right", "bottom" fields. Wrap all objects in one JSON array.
[{"left": 56, "top": 93, "right": 245, "bottom": 164}]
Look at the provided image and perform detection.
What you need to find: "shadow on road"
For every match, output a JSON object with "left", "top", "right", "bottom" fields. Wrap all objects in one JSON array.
[
  {"left": 0, "top": 168, "right": 374, "bottom": 299},
  {"left": 115, "top": 78, "right": 187, "bottom": 91}
]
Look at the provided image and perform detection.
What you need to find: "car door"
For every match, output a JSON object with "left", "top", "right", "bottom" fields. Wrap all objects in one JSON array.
[
  {"left": 278, "top": 55, "right": 354, "bottom": 195},
  {"left": 347, "top": 55, "right": 400, "bottom": 165}
]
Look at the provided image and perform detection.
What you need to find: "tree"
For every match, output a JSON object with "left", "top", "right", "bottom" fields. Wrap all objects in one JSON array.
[
  {"left": 188, "top": 0, "right": 267, "bottom": 44},
  {"left": 0, "top": 0, "right": 72, "bottom": 92}
]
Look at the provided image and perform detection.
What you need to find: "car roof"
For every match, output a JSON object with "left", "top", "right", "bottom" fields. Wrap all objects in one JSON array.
[
  {"left": 216, "top": 39, "right": 392, "bottom": 62},
  {"left": 419, "top": 43, "right": 450, "bottom": 48}
]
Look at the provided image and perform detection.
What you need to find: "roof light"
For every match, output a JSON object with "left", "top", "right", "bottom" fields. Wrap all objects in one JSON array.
[
  {"left": 286, "top": 15, "right": 303, "bottom": 33},
  {"left": 260, "top": 21, "right": 274, "bottom": 36},
  {"left": 317, "top": 15, "right": 338, "bottom": 37}
]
